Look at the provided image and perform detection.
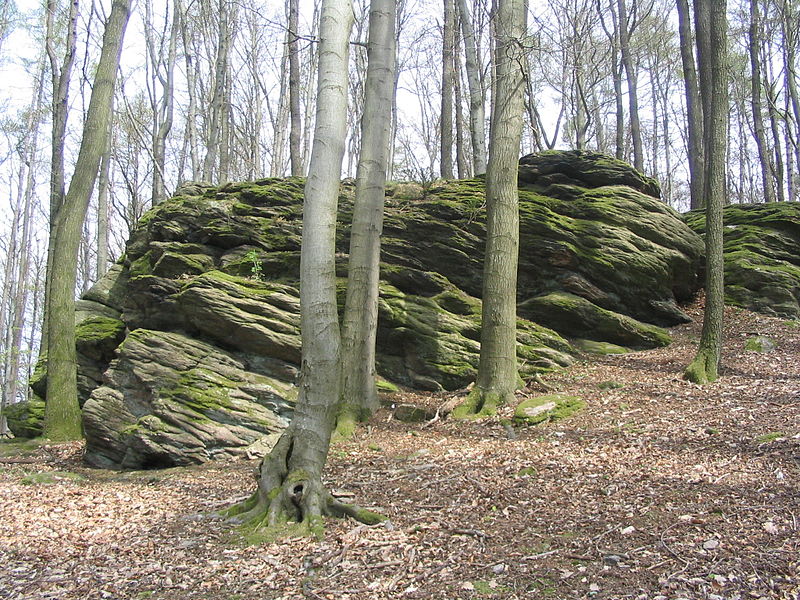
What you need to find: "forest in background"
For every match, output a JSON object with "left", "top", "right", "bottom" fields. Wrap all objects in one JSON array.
[{"left": 0, "top": 0, "right": 799, "bottom": 415}]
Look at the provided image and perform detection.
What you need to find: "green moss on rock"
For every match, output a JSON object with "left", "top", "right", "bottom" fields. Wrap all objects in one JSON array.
[
  {"left": 744, "top": 335, "right": 776, "bottom": 353},
  {"left": 574, "top": 339, "right": 630, "bottom": 355},
  {"left": 685, "top": 202, "right": 800, "bottom": 318},
  {"left": 519, "top": 292, "right": 671, "bottom": 348},
  {"left": 3, "top": 398, "right": 45, "bottom": 439},
  {"left": 514, "top": 394, "right": 585, "bottom": 425}
]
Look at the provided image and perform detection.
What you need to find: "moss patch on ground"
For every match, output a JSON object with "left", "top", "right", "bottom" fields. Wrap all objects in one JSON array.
[
  {"left": 20, "top": 471, "right": 86, "bottom": 485},
  {"left": 514, "top": 394, "right": 585, "bottom": 425}
]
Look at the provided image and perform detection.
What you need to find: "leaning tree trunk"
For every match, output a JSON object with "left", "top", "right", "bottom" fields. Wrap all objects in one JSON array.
[
  {"left": 227, "top": 0, "right": 382, "bottom": 534},
  {"left": 44, "top": 0, "right": 131, "bottom": 440},
  {"left": 455, "top": 0, "right": 527, "bottom": 418},
  {"left": 684, "top": 0, "right": 727, "bottom": 384},
  {"left": 202, "top": 0, "right": 231, "bottom": 182},
  {"left": 337, "top": 0, "right": 397, "bottom": 437}
]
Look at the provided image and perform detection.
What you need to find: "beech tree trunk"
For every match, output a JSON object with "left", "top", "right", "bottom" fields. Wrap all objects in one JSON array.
[
  {"left": 617, "top": 0, "right": 643, "bottom": 172},
  {"left": 441, "top": 0, "right": 455, "bottom": 179},
  {"left": 2, "top": 59, "right": 45, "bottom": 424},
  {"left": 40, "top": 0, "right": 79, "bottom": 353},
  {"left": 685, "top": 0, "right": 727, "bottom": 385},
  {"left": 145, "top": 0, "right": 179, "bottom": 205},
  {"left": 228, "top": 0, "right": 382, "bottom": 534},
  {"left": 748, "top": 0, "right": 777, "bottom": 203},
  {"left": 44, "top": 0, "right": 131, "bottom": 441},
  {"left": 178, "top": 0, "right": 201, "bottom": 180},
  {"left": 456, "top": 0, "right": 487, "bottom": 175},
  {"left": 456, "top": 0, "right": 526, "bottom": 418},
  {"left": 288, "top": 0, "right": 303, "bottom": 176},
  {"left": 202, "top": 0, "right": 231, "bottom": 182},
  {"left": 677, "top": 0, "right": 705, "bottom": 209},
  {"left": 337, "top": 0, "right": 397, "bottom": 436}
]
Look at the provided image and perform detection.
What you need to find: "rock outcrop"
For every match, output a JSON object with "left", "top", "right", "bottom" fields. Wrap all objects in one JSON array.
[
  {"left": 684, "top": 202, "right": 800, "bottom": 319},
  {"left": 31, "top": 151, "right": 704, "bottom": 468}
]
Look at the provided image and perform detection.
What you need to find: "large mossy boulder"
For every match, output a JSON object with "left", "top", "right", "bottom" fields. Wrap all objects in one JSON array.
[
  {"left": 3, "top": 398, "right": 45, "bottom": 439},
  {"left": 684, "top": 202, "right": 800, "bottom": 318},
  {"left": 40, "top": 151, "right": 703, "bottom": 469}
]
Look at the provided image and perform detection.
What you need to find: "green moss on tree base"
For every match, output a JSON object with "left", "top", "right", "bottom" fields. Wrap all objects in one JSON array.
[
  {"left": 453, "top": 388, "right": 514, "bottom": 419},
  {"left": 683, "top": 349, "right": 719, "bottom": 384}
]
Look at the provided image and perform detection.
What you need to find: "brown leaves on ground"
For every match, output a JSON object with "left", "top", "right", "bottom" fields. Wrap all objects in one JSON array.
[{"left": 2, "top": 302, "right": 799, "bottom": 599}]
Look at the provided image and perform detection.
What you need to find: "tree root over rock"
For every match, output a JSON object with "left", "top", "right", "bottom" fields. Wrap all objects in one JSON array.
[{"left": 223, "top": 431, "right": 385, "bottom": 539}]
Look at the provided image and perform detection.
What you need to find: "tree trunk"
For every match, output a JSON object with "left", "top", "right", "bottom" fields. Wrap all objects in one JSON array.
[
  {"left": 44, "top": 0, "right": 131, "bottom": 441},
  {"left": 454, "top": 24, "right": 470, "bottom": 177},
  {"left": 748, "top": 0, "right": 777, "bottom": 203},
  {"left": 2, "top": 58, "right": 45, "bottom": 422},
  {"left": 41, "top": 0, "right": 79, "bottom": 353},
  {"left": 677, "top": 0, "right": 705, "bottom": 209},
  {"left": 684, "top": 0, "right": 727, "bottom": 385},
  {"left": 441, "top": 0, "right": 455, "bottom": 179},
  {"left": 227, "top": 0, "right": 382, "bottom": 534},
  {"left": 96, "top": 119, "right": 112, "bottom": 278},
  {"left": 616, "top": 0, "right": 643, "bottom": 172},
  {"left": 146, "top": 0, "right": 179, "bottom": 205},
  {"left": 782, "top": 0, "right": 800, "bottom": 200},
  {"left": 455, "top": 0, "right": 526, "bottom": 418},
  {"left": 336, "top": 0, "right": 397, "bottom": 437},
  {"left": 178, "top": 0, "right": 201, "bottom": 180},
  {"left": 765, "top": 79, "right": 787, "bottom": 202},
  {"left": 202, "top": 0, "right": 231, "bottom": 182},
  {"left": 288, "top": 0, "right": 303, "bottom": 176},
  {"left": 456, "top": 0, "right": 487, "bottom": 175}
]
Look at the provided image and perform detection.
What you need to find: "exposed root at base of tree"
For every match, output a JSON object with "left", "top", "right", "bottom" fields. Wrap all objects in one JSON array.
[
  {"left": 452, "top": 387, "right": 514, "bottom": 418},
  {"left": 222, "top": 431, "right": 385, "bottom": 539},
  {"left": 683, "top": 346, "right": 720, "bottom": 384}
]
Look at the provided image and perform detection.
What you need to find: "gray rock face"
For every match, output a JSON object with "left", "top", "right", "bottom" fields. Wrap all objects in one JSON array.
[
  {"left": 83, "top": 329, "right": 295, "bottom": 469},
  {"left": 37, "top": 152, "right": 707, "bottom": 468}
]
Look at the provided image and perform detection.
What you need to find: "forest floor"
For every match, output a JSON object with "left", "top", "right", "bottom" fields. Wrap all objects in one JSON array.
[{"left": 1, "top": 299, "right": 799, "bottom": 600}]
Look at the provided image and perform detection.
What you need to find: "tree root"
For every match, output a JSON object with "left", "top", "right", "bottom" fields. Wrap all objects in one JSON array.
[
  {"left": 684, "top": 347, "right": 719, "bottom": 384},
  {"left": 452, "top": 387, "right": 514, "bottom": 419},
  {"left": 223, "top": 430, "right": 385, "bottom": 539}
]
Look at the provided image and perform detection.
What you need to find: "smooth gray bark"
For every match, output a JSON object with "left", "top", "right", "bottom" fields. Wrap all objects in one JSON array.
[
  {"left": 202, "top": 0, "right": 231, "bottom": 182},
  {"left": 337, "top": 0, "right": 397, "bottom": 435},
  {"left": 749, "top": 0, "right": 777, "bottom": 203},
  {"left": 228, "top": 0, "right": 381, "bottom": 531},
  {"left": 616, "top": 0, "right": 643, "bottom": 171},
  {"left": 288, "top": 0, "right": 303, "bottom": 176},
  {"left": 145, "top": 0, "right": 179, "bottom": 205},
  {"left": 456, "top": 0, "right": 487, "bottom": 175}
]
